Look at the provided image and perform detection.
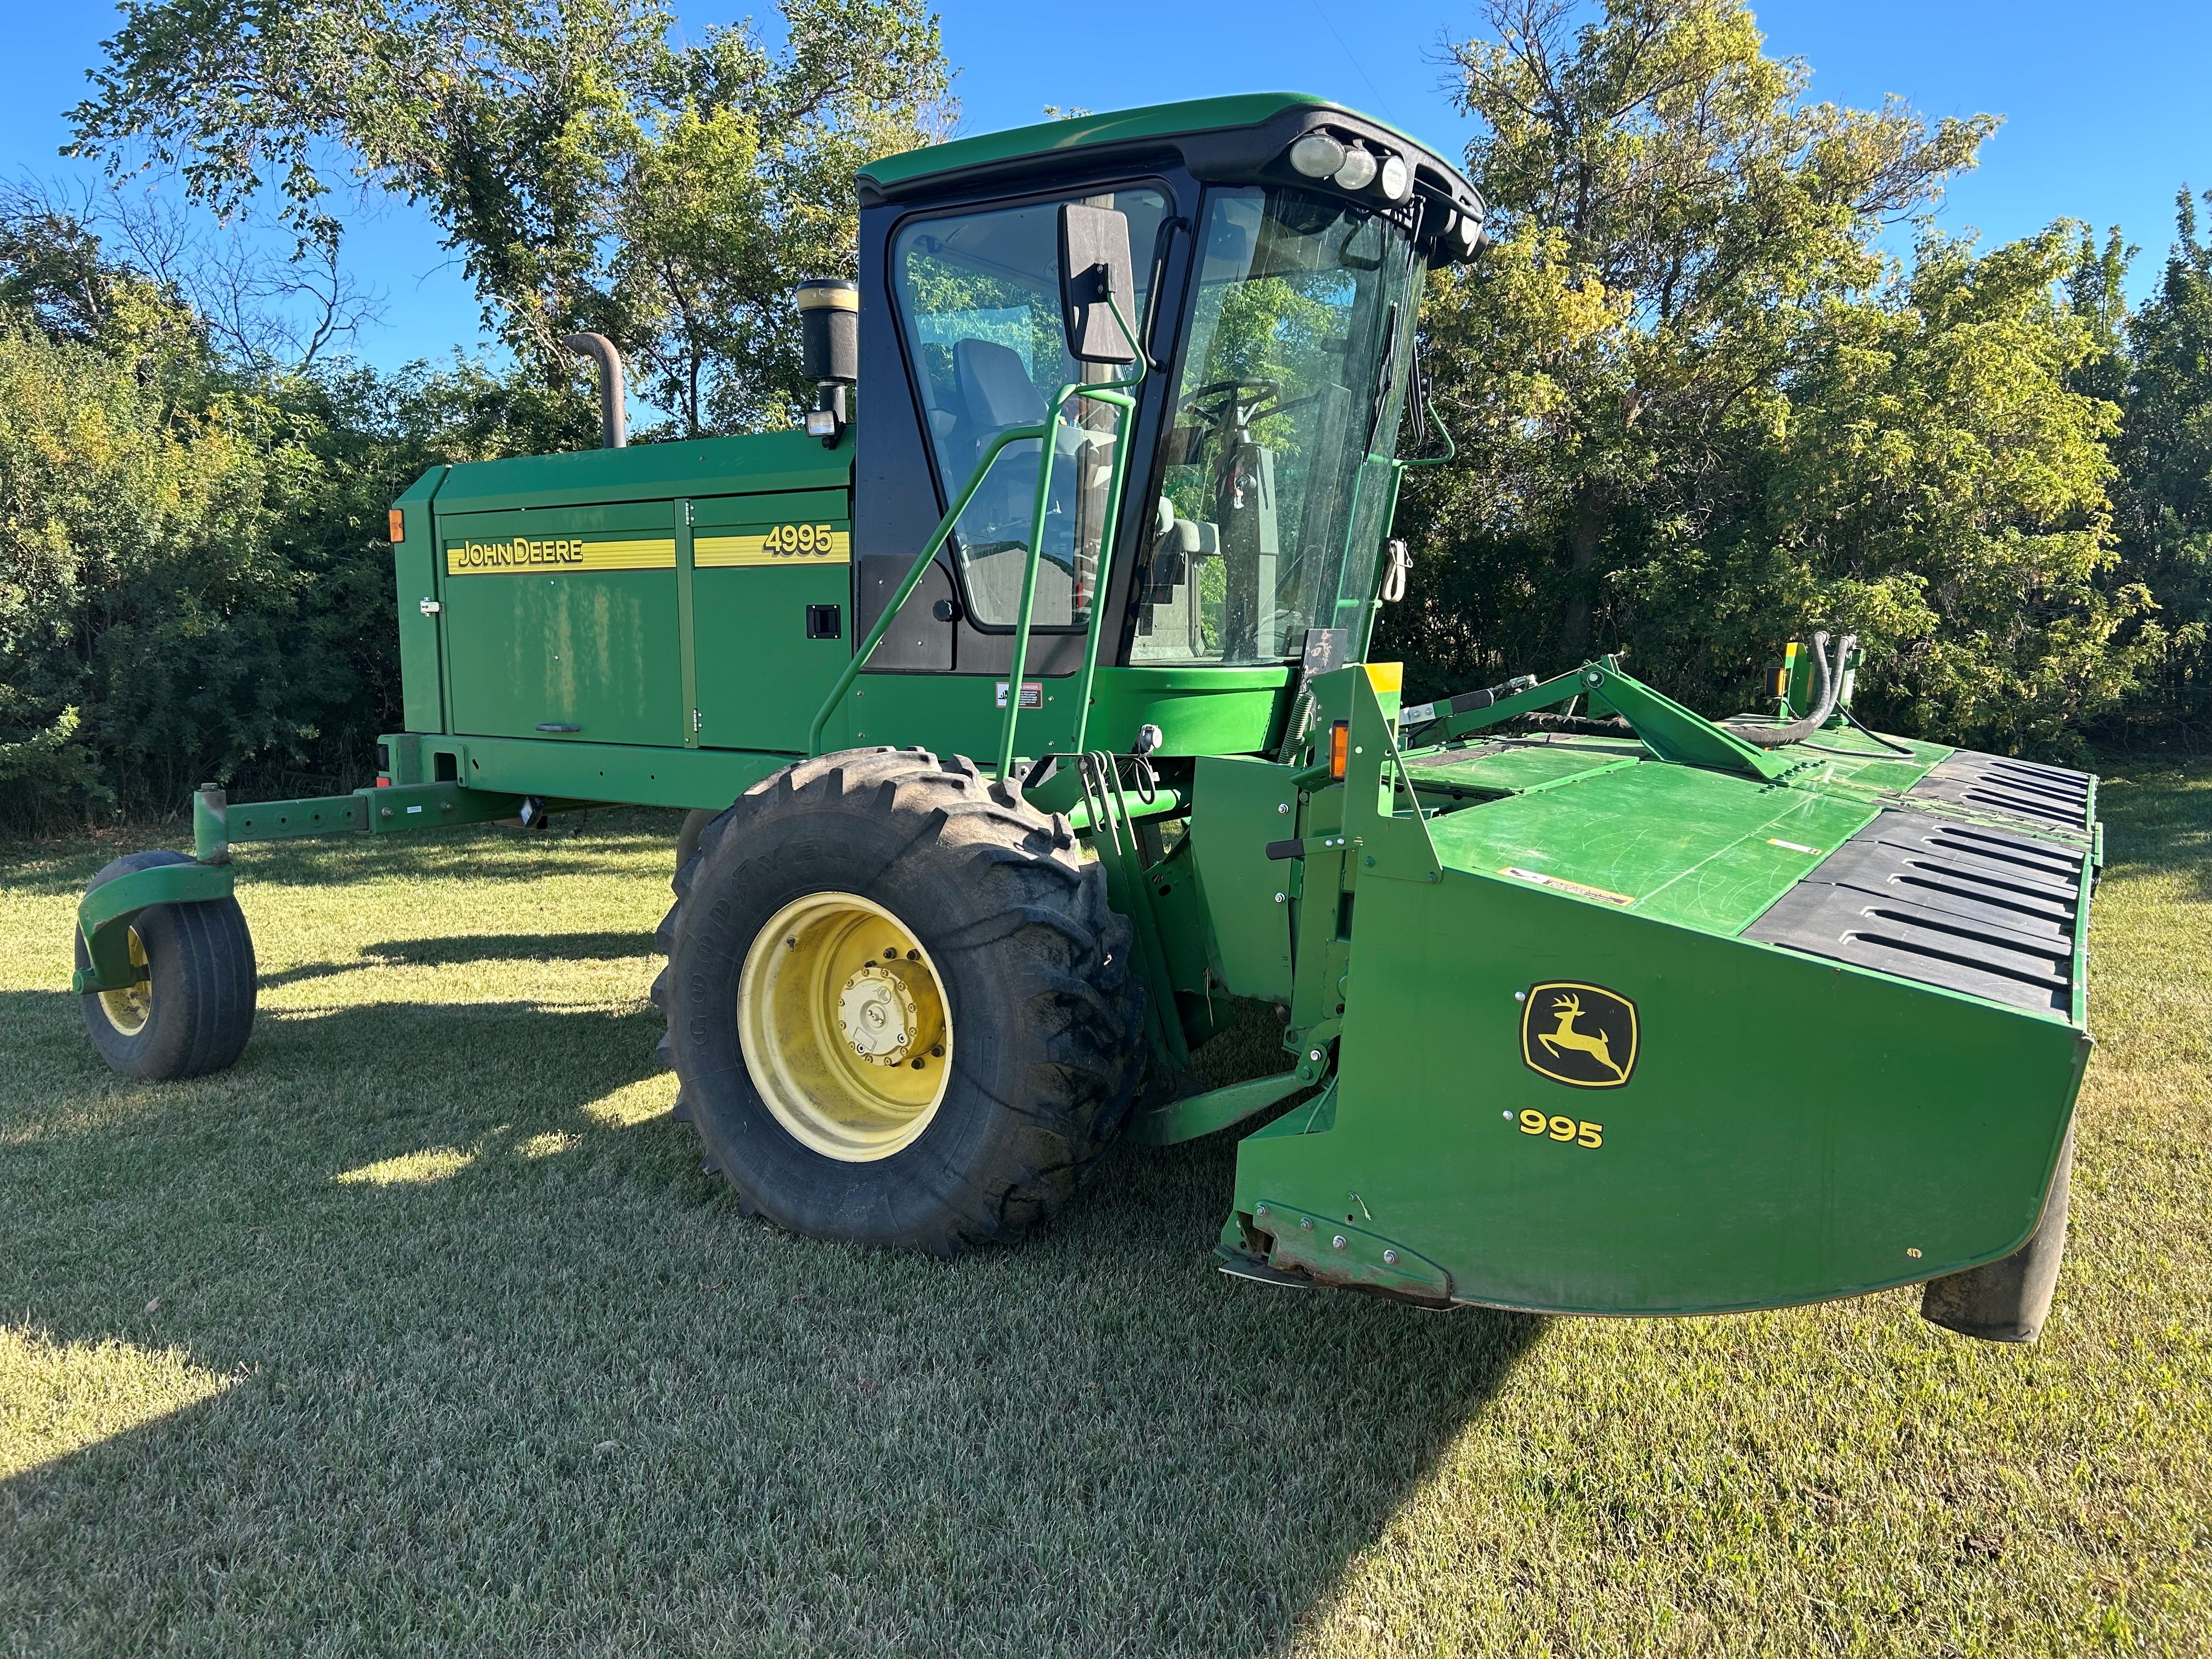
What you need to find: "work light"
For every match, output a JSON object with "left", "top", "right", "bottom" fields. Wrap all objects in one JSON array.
[{"left": 1288, "top": 131, "right": 1347, "bottom": 178}]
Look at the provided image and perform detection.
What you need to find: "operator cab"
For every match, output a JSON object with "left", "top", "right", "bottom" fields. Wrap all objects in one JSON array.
[{"left": 843, "top": 95, "right": 1484, "bottom": 730}]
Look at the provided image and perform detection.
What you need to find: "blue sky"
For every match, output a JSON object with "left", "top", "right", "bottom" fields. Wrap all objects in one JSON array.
[{"left": 1, "top": 1, "right": 2203, "bottom": 371}]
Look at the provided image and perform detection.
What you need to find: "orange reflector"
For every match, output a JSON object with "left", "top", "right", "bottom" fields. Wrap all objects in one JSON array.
[
  {"left": 1329, "top": 721, "right": 1350, "bottom": 780},
  {"left": 387, "top": 507, "right": 405, "bottom": 543}
]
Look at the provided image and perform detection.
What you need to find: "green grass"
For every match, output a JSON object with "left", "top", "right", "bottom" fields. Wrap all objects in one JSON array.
[{"left": 1, "top": 777, "right": 2207, "bottom": 1657}]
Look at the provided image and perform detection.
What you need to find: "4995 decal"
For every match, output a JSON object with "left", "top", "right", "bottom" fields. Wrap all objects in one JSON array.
[{"left": 695, "top": 522, "right": 851, "bottom": 567}]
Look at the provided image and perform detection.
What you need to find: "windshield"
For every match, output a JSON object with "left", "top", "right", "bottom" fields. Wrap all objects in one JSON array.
[{"left": 1131, "top": 185, "right": 1422, "bottom": 665}]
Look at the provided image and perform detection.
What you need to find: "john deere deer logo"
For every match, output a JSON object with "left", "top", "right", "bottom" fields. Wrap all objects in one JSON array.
[{"left": 1521, "top": 982, "right": 1638, "bottom": 1088}]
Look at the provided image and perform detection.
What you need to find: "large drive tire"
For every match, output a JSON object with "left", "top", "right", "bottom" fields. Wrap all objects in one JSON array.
[
  {"left": 74, "top": 850, "right": 257, "bottom": 1080},
  {"left": 653, "top": 747, "right": 1144, "bottom": 1255}
]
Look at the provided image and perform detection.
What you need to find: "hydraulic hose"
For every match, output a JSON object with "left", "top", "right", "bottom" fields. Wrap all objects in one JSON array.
[{"left": 1719, "top": 630, "right": 1854, "bottom": 749}]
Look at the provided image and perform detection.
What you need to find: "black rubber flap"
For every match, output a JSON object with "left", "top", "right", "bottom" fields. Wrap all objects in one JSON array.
[
  {"left": 1907, "top": 749, "right": 2093, "bottom": 832},
  {"left": 1745, "top": 810, "right": 2084, "bottom": 1013}
]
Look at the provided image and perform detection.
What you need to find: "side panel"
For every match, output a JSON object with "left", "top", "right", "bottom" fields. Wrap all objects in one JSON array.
[
  {"left": 1087, "top": 665, "right": 1292, "bottom": 758},
  {"left": 691, "top": 488, "right": 854, "bottom": 753},
  {"left": 419, "top": 734, "right": 791, "bottom": 810},
  {"left": 392, "top": 470, "right": 447, "bottom": 734},
  {"left": 438, "top": 501, "right": 683, "bottom": 747},
  {"left": 855, "top": 555, "right": 955, "bottom": 672},
  {"left": 1186, "top": 755, "right": 1299, "bottom": 1002},
  {"left": 1233, "top": 867, "right": 2086, "bottom": 1314}
]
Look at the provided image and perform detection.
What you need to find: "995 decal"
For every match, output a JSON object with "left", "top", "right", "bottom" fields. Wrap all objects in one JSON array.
[{"left": 1518, "top": 1110, "right": 1603, "bottom": 1148}]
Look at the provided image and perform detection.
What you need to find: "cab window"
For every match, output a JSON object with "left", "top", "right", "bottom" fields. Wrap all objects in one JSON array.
[{"left": 892, "top": 186, "right": 1169, "bottom": 629}]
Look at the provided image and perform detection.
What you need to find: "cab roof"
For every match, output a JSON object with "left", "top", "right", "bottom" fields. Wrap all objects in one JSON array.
[{"left": 856, "top": 92, "right": 1482, "bottom": 225}]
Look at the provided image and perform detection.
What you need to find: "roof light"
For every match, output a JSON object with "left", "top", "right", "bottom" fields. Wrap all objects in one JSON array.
[
  {"left": 1376, "top": 153, "right": 1412, "bottom": 202},
  {"left": 1332, "top": 143, "right": 1378, "bottom": 192},
  {"left": 1288, "top": 131, "right": 1347, "bottom": 179}
]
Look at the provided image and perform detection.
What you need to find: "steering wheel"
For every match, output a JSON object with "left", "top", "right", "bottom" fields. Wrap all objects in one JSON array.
[
  {"left": 1177, "top": 377, "right": 1328, "bottom": 437},
  {"left": 1177, "top": 377, "right": 1282, "bottom": 426}
]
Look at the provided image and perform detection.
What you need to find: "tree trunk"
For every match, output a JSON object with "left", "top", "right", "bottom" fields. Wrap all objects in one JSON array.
[{"left": 1561, "top": 480, "right": 1606, "bottom": 659}]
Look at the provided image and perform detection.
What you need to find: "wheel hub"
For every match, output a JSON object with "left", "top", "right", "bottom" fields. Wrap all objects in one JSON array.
[
  {"left": 95, "top": 927, "right": 151, "bottom": 1037},
  {"left": 838, "top": 964, "right": 918, "bottom": 1064}
]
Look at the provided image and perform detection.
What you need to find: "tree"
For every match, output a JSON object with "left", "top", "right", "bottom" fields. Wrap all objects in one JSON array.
[
  {"left": 1639, "top": 228, "right": 2149, "bottom": 754},
  {"left": 2101, "top": 191, "right": 2212, "bottom": 731},
  {"left": 1384, "top": 0, "right": 2147, "bottom": 754},
  {"left": 67, "top": 0, "right": 955, "bottom": 434},
  {"left": 0, "top": 192, "right": 603, "bottom": 824},
  {"left": 0, "top": 177, "right": 380, "bottom": 369},
  {"left": 0, "top": 304, "right": 340, "bottom": 821}
]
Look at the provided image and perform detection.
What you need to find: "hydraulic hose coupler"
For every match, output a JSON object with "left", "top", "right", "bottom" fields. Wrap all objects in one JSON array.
[{"left": 798, "top": 279, "right": 859, "bottom": 445}]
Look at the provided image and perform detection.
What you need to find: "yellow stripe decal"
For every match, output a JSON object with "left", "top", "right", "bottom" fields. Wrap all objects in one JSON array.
[
  {"left": 696, "top": 526, "right": 851, "bottom": 568},
  {"left": 445, "top": 536, "right": 675, "bottom": 575}
]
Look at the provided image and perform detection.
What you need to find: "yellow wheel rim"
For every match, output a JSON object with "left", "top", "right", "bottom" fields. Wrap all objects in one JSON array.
[
  {"left": 738, "top": 891, "right": 952, "bottom": 1162},
  {"left": 95, "top": 927, "right": 152, "bottom": 1037}
]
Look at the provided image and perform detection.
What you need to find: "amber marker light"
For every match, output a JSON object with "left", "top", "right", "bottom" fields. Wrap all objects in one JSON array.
[
  {"left": 387, "top": 507, "right": 405, "bottom": 542},
  {"left": 1330, "top": 721, "right": 1350, "bottom": 780}
]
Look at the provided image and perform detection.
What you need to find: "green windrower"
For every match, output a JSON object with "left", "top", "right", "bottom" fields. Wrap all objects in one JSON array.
[{"left": 70, "top": 94, "right": 2095, "bottom": 1345}]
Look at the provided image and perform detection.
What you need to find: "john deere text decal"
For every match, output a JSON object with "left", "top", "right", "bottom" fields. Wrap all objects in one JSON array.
[{"left": 445, "top": 536, "right": 676, "bottom": 575}]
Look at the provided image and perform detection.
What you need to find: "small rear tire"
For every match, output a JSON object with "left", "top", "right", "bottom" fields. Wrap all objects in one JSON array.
[
  {"left": 653, "top": 747, "right": 1144, "bottom": 1256},
  {"left": 74, "top": 850, "right": 257, "bottom": 1080}
]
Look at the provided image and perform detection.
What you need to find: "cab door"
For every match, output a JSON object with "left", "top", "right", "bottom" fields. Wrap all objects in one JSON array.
[
  {"left": 689, "top": 489, "right": 853, "bottom": 753},
  {"left": 439, "top": 501, "right": 684, "bottom": 746}
]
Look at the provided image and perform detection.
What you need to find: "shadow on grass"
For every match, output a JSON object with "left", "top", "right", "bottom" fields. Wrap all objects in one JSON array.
[
  {"left": 255, "top": 930, "right": 663, "bottom": 990},
  {"left": 0, "top": 806, "right": 687, "bottom": 899},
  {"left": 0, "top": 968, "right": 1538, "bottom": 1656}
]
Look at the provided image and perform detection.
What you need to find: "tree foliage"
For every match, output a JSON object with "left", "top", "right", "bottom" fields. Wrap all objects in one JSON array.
[
  {"left": 1384, "top": 0, "right": 2149, "bottom": 755},
  {"left": 68, "top": 0, "right": 955, "bottom": 433},
  {"left": 0, "top": 205, "right": 595, "bottom": 825}
]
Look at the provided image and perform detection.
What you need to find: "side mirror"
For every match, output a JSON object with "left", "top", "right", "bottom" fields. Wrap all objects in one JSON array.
[{"left": 1058, "top": 202, "right": 1137, "bottom": 365}]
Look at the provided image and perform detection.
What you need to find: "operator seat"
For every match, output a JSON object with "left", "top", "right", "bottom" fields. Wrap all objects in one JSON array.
[
  {"left": 953, "top": 338, "right": 1047, "bottom": 487},
  {"left": 949, "top": 337, "right": 1073, "bottom": 626}
]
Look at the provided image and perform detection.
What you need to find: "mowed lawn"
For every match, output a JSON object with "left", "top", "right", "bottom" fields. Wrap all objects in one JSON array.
[{"left": 1, "top": 769, "right": 2207, "bottom": 1658}]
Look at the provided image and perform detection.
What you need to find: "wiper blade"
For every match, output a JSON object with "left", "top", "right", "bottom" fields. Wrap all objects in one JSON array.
[{"left": 1364, "top": 301, "right": 1400, "bottom": 453}]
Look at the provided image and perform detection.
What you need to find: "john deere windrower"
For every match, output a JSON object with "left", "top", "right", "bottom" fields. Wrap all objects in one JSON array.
[{"left": 71, "top": 95, "right": 2098, "bottom": 1342}]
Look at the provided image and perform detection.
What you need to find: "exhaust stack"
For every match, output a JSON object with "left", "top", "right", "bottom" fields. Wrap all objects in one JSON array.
[{"left": 561, "top": 332, "right": 628, "bottom": 449}]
